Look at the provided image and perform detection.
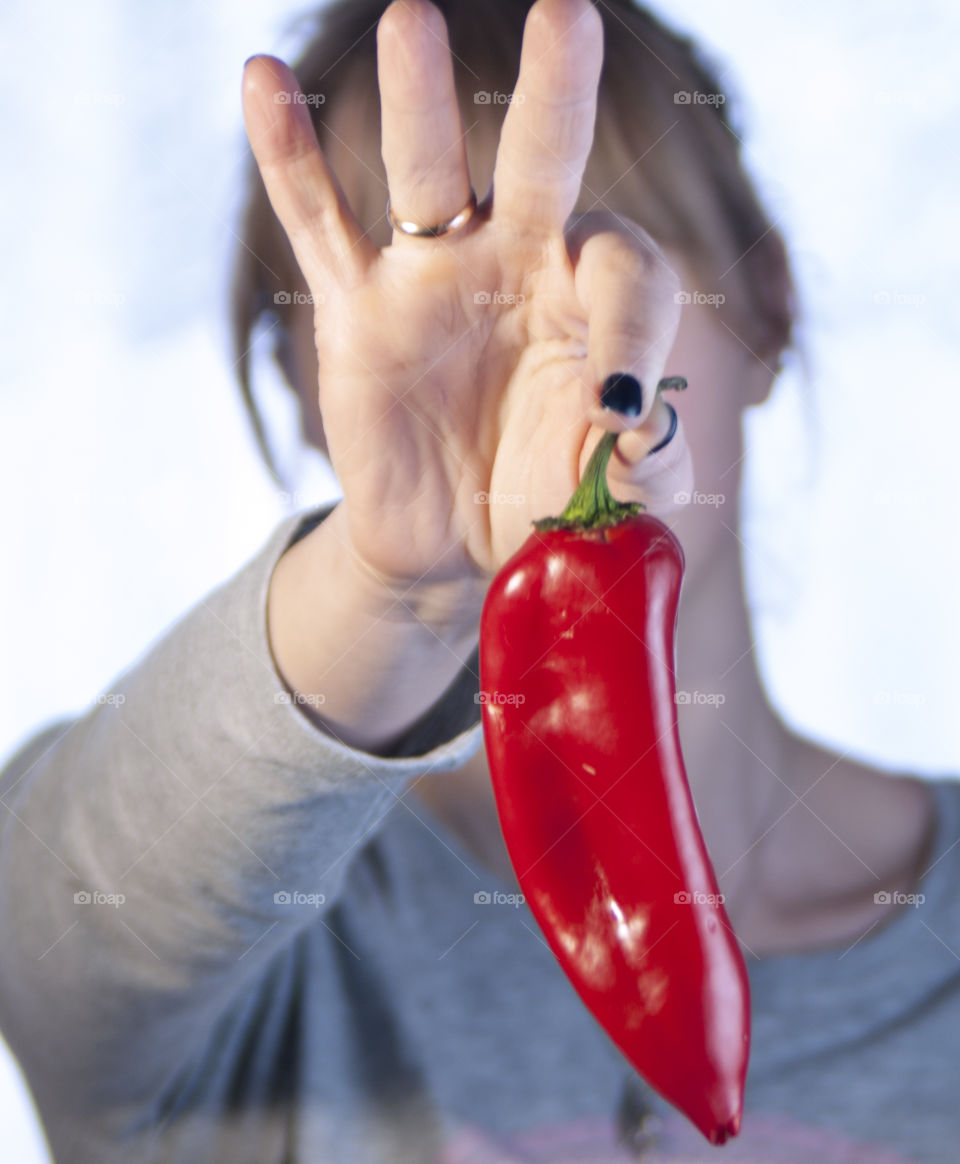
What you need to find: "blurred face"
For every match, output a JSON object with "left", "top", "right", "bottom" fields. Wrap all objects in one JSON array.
[
  {"left": 659, "top": 251, "right": 776, "bottom": 585},
  {"left": 285, "top": 250, "right": 775, "bottom": 591}
]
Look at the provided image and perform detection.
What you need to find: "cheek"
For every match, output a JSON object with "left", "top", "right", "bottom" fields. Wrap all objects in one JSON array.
[
  {"left": 662, "top": 304, "right": 747, "bottom": 493},
  {"left": 660, "top": 304, "right": 750, "bottom": 570}
]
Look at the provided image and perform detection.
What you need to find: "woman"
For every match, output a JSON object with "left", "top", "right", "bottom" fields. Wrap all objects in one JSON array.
[{"left": 0, "top": 0, "right": 951, "bottom": 1161}]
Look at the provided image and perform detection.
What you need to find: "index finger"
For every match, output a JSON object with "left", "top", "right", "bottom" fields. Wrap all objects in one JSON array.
[{"left": 491, "top": 0, "right": 603, "bottom": 233}]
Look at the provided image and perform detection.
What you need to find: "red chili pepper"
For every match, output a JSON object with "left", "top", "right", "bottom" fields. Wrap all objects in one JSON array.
[{"left": 479, "top": 422, "right": 750, "bottom": 1145}]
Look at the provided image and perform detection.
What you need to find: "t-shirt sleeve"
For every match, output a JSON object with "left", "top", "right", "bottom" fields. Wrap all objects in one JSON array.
[{"left": 0, "top": 504, "right": 483, "bottom": 1128}]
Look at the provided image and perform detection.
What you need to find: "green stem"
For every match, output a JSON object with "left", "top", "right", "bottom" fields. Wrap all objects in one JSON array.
[
  {"left": 533, "top": 431, "right": 641, "bottom": 533},
  {"left": 532, "top": 375, "right": 687, "bottom": 534}
]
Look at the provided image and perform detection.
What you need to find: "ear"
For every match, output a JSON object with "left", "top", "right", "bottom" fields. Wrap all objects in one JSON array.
[
  {"left": 741, "top": 349, "right": 779, "bottom": 408},
  {"left": 742, "top": 229, "right": 793, "bottom": 406}
]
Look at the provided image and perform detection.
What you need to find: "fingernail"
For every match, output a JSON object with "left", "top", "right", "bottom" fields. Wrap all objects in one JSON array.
[{"left": 600, "top": 373, "right": 643, "bottom": 417}]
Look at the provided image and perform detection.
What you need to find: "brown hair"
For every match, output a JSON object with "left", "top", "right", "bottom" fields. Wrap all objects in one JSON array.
[{"left": 231, "top": 0, "right": 796, "bottom": 481}]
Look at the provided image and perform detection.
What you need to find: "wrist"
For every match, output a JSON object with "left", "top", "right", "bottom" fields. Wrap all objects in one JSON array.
[
  {"left": 268, "top": 502, "right": 484, "bottom": 753},
  {"left": 333, "top": 505, "right": 488, "bottom": 646}
]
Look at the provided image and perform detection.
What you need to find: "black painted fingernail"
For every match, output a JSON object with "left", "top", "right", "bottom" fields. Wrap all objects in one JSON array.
[{"left": 600, "top": 373, "right": 643, "bottom": 417}]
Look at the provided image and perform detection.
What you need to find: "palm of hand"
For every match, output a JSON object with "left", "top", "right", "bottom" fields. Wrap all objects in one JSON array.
[
  {"left": 316, "top": 223, "right": 596, "bottom": 579},
  {"left": 243, "top": 0, "right": 687, "bottom": 589}
]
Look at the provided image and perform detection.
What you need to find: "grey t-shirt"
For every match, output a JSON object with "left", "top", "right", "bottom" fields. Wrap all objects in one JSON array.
[{"left": 1, "top": 507, "right": 957, "bottom": 1164}]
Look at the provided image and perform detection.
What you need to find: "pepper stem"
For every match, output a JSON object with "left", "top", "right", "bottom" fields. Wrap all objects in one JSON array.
[
  {"left": 533, "top": 431, "right": 640, "bottom": 533},
  {"left": 532, "top": 376, "right": 686, "bottom": 534}
]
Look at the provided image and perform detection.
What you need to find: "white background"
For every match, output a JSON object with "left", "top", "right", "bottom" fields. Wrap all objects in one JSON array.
[{"left": 1, "top": 1, "right": 958, "bottom": 1157}]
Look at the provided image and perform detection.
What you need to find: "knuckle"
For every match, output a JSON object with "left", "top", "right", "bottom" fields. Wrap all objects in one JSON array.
[{"left": 588, "top": 224, "right": 680, "bottom": 305}]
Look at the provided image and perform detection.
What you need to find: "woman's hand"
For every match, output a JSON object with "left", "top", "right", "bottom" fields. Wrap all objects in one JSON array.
[{"left": 242, "top": 0, "right": 692, "bottom": 590}]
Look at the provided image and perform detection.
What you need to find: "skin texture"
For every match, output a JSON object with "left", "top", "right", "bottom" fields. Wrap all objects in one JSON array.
[
  {"left": 244, "top": 0, "right": 935, "bottom": 957},
  {"left": 243, "top": 0, "right": 687, "bottom": 586}
]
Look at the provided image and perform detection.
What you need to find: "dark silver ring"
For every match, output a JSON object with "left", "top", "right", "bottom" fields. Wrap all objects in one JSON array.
[{"left": 648, "top": 402, "right": 678, "bottom": 455}]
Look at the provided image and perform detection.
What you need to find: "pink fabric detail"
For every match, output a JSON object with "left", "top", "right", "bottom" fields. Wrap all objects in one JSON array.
[{"left": 440, "top": 1112, "right": 915, "bottom": 1164}]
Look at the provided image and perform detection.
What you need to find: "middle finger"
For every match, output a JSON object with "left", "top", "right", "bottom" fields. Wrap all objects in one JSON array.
[{"left": 378, "top": 0, "right": 474, "bottom": 238}]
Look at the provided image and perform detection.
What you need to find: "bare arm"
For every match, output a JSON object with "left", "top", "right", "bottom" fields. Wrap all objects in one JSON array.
[{"left": 268, "top": 500, "right": 486, "bottom": 755}]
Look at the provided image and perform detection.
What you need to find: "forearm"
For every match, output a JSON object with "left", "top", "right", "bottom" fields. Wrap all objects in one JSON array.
[
  {"left": 0, "top": 508, "right": 483, "bottom": 1118},
  {"left": 268, "top": 500, "right": 486, "bottom": 755}
]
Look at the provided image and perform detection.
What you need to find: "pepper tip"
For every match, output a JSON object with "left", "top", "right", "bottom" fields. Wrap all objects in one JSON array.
[{"left": 707, "top": 1111, "right": 742, "bottom": 1145}]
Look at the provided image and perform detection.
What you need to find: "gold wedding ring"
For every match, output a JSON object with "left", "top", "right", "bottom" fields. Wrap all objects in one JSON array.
[{"left": 387, "top": 187, "right": 478, "bottom": 238}]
